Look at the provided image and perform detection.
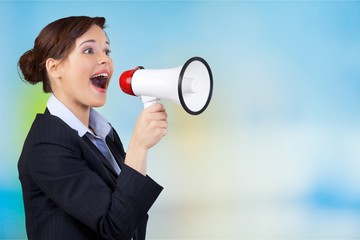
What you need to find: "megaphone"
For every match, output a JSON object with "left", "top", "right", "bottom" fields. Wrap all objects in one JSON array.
[{"left": 119, "top": 56, "right": 213, "bottom": 115}]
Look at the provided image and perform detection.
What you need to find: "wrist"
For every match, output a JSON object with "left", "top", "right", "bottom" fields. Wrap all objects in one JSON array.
[{"left": 125, "top": 141, "right": 148, "bottom": 176}]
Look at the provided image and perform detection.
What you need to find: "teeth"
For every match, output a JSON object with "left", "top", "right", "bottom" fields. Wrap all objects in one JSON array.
[{"left": 91, "top": 73, "right": 108, "bottom": 79}]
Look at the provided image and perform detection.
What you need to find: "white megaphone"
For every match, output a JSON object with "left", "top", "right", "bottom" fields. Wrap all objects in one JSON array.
[{"left": 119, "top": 57, "right": 213, "bottom": 115}]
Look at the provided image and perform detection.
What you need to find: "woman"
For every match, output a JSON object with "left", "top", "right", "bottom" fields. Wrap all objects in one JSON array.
[{"left": 17, "top": 16, "right": 167, "bottom": 240}]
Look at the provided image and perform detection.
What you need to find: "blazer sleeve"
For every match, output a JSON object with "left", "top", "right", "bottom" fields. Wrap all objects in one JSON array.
[{"left": 21, "top": 115, "right": 163, "bottom": 240}]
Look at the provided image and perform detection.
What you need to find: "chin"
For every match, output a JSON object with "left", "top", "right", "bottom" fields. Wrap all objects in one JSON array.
[
  {"left": 94, "top": 102, "right": 106, "bottom": 108},
  {"left": 93, "top": 103, "right": 106, "bottom": 108},
  {"left": 92, "top": 97, "right": 107, "bottom": 108}
]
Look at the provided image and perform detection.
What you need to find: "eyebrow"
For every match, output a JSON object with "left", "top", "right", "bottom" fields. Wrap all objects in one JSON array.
[{"left": 79, "top": 39, "right": 110, "bottom": 47}]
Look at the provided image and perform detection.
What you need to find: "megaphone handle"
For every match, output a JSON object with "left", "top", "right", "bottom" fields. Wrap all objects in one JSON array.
[{"left": 141, "top": 96, "right": 159, "bottom": 108}]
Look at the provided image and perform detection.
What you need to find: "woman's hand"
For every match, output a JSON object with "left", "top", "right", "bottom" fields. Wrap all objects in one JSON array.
[
  {"left": 125, "top": 104, "right": 168, "bottom": 175},
  {"left": 132, "top": 103, "right": 168, "bottom": 150}
]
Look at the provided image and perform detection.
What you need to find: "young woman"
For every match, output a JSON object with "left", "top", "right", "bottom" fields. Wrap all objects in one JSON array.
[{"left": 17, "top": 16, "right": 167, "bottom": 240}]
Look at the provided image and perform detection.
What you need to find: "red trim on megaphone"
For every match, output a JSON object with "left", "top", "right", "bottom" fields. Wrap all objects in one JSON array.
[{"left": 119, "top": 66, "right": 144, "bottom": 96}]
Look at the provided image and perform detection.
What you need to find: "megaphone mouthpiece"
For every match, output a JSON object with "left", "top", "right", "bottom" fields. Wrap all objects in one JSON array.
[{"left": 119, "top": 66, "right": 144, "bottom": 96}]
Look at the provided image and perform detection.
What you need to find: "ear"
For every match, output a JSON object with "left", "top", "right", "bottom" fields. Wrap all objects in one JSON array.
[{"left": 45, "top": 58, "right": 62, "bottom": 79}]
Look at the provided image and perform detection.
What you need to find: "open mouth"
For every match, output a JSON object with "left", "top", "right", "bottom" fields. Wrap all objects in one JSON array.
[{"left": 90, "top": 73, "right": 108, "bottom": 90}]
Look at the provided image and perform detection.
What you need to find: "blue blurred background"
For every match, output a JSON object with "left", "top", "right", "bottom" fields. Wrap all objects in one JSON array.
[{"left": 1, "top": 0, "right": 360, "bottom": 239}]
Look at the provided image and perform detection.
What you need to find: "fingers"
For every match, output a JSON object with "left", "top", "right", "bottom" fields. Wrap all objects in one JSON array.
[
  {"left": 148, "top": 104, "right": 168, "bottom": 132},
  {"left": 145, "top": 103, "right": 166, "bottom": 113},
  {"left": 149, "top": 104, "right": 167, "bottom": 138},
  {"left": 145, "top": 104, "right": 168, "bottom": 121}
]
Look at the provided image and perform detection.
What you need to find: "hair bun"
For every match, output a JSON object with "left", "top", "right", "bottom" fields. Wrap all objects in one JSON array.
[{"left": 18, "top": 49, "right": 41, "bottom": 85}]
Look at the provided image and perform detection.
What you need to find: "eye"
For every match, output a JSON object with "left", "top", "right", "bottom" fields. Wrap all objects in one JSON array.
[
  {"left": 83, "top": 48, "right": 94, "bottom": 54},
  {"left": 104, "top": 49, "right": 111, "bottom": 56}
]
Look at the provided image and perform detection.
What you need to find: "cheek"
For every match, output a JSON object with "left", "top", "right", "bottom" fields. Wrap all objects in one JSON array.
[
  {"left": 109, "top": 58, "right": 114, "bottom": 69},
  {"left": 75, "top": 62, "right": 91, "bottom": 83},
  {"left": 109, "top": 62, "right": 115, "bottom": 78}
]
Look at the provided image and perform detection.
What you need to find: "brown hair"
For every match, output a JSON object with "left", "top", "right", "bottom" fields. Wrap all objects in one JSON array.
[{"left": 18, "top": 16, "right": 106, "bottom": 93}]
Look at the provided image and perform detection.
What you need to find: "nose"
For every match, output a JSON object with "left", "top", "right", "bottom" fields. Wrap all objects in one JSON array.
[{"left": 98, "top": 53, "right": 111, "bottom": 65}]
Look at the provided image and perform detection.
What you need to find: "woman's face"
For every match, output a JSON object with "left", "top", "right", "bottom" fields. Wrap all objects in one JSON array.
[{"left": 54, "top": 25, "right": 114, "bottom": 111}]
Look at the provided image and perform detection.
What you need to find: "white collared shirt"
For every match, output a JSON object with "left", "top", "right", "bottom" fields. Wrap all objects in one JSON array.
[{"left": 47, "top": 94, "right": 120, "bottom": 175}]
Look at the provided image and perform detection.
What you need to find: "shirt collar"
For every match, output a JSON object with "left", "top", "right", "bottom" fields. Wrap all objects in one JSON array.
[{"left": 46, "top": 94, "right": 112, "bottom": 140}]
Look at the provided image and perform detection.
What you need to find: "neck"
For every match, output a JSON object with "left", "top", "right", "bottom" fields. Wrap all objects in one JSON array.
[
  {"left": 75, "top": 106, "right": 91, "bottom": 127},
  {"left": 52, "top": 93, "right": 91, "bottom": 127}
]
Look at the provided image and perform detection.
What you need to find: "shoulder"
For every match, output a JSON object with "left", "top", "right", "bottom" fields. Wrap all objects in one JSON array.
[
  {"left": 19, "top": 109, "right": 82, "bottom": 163},
  {"left": 26, "top": 109, "right": 79, "bottom": 144},
  {"left": 18, "top": 109, "right": 85, "bottom": 175}
]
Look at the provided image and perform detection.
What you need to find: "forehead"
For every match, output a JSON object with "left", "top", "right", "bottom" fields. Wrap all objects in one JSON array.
[{"left": 76, "top": 25, "right": 109, "bottom": 45}]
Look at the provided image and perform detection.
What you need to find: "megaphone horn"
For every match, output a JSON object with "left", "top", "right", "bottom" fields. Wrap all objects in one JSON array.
[{"left": 119, "top": 57, "right": 213, "bottom": 115}]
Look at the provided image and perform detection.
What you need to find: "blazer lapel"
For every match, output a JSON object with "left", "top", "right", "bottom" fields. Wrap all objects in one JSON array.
[
  {"left": 106, "top": 134, "right": 125, "bottom": 170},
  {"left": 82, "top": 136, "right": 118, "bottom": 184}
]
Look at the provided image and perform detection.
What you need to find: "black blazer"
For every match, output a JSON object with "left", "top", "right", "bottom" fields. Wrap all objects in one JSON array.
[{"left": 18, "top": 109, "right": 163, "bottom": 240}]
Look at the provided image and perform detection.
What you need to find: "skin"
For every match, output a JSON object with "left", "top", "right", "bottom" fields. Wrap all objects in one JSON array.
[{"left": 45, "top": 25, "right": 168, "bottom": 176}]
